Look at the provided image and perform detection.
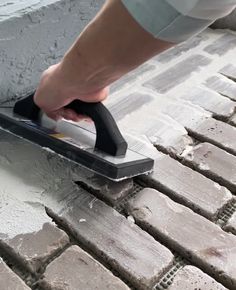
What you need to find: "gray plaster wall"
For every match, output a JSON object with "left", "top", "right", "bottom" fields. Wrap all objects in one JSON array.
[
  {"left": 0, "top": 0, "right": 104, "bottom": 104},
  {"left": 212, "top": 9, "right": 236, "bottom": 31}
]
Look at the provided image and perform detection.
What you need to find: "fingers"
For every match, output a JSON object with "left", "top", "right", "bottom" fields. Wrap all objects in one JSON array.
[{"left": 46, "top": 108, "right": 91, "bottom": 123}]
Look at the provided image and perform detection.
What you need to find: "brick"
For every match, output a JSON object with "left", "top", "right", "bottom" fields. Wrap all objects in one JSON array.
[
  {"left": 153, "top": 33, "right": 207, "bottom": 63},
  {"left": 0, "top": 196, "right": 69, "bottom": 273},
  {"left": 230, "top": 114, "right": 236, "bottom": 126},
  {"left": 225, "top": 212, "right": 236, "bottom": 235},
  {"left": 180, "top": 86, "right": 236, "bottom": 120},
  {"left": 219, "top": 64, "right": 236, "bottom": 81},
  {"left": 144, "top": 55, "right": 211, "bottom": 94},
  {"left": 110, "top": 63, "right": 156, "bottom": 94},
  {"left": 40, "top": 245, "right": 129, "bottom": 290},
  {"left": 47, "top": 190, "right": 174, "bottom": 290},
  {"left": 127, "top": 188, "right": 236, "bottom": 289},
  {"left": 140, "top": 153, "right": 232, "bottom": 220},
  {"left": 0, "top": 259, "right": 30, "bottom": 289},
  {"left": 204, "top": 33, "right": 236, "bottom": 55},
  {"left": 205, "top": 75, "right": 236, "bottom": 101},
  {"left": 186, "top": 117, "right": 236, "bottom": 156},
  {"left": 181, "top": 143, "right": 236, "bottom": 193},
  {"left": 167, "top": 265, "right": 226, "bottom": 290},
  {"left": 106, "top": 93, "right": 192, "bottom": 155}
]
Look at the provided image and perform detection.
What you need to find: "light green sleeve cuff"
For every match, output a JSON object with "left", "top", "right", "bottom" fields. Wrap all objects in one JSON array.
[{"left": 121, "top": 0, "right": 234, "bottom": 43}]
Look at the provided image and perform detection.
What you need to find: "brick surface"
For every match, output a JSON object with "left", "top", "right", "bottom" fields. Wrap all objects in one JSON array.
[
  {"left": 127, "top": 188, "right": 236, "bottom": 289},
  {"left": 48, "top": 190, "right": 174, "bottom": 290},
  {"left": 0, "top": 196, "right": 69, "bottom": 273},
  {"left": 144, "top": 55, "right": 211, "bottom": 94},
  {"left": 225, "top": 212, "right": 236, "bottom": 235},
  {"left": 153, "top": 33, "right": 207, "bottom": 63},
  {"left": 179, "top": 86, "right": 236, "bottom": 120},
  {"left": 187, "top": 117, "right": 236, "bottom": 156},
  {"left": 181, "top": 143, "right": 236, "bottom": 193},
  {"left": 230, "top": 114, "right": 236, "bottom": 126},
  {"left": 205, "top": 75, "right": 236, "bottom": 101},
  {"left": 110, "top": 63, "right": 156, "bottom": 94},
  {"left": 106, "top": 93, "right": 192, "bottom": 155},
  {"left": 139, "top": 153, "right": 232, "bottom": 220},
  {"left": 40, "top": 245, "right": 129, "bottom": 290},
  {"left": 219, "top": 64, "right": 236, "bottom": 81},
  {"left": 167, "top": 265, "right": 226, "bottom": 290},
  {"left": 204, "top": 33, "right": 236, "bottom": 55},
  {"left": 0, "top": 258, "right": 30, "bottom": 290}
]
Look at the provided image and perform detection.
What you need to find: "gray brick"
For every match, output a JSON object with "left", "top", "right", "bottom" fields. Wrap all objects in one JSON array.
[
  {"left": 106, "top": 93, "right": 192, "bottom": 155},
  {"left": 219, "top": 64, "right": 236, "bottom": 81},
  {"left": 0, "top": 259, "right": 30, "bottom": 290},
  {"left": 144, "top": 55, "right": 211, "bottom": 94},
  {"left": 140, "top": 153, "right": 232, "bottom": 220},
  {"left": 48, "top": 190, "right": 174, "bottom": 290},
  {"left": 205, "top": 75, "right": 236, "bottom": 101},
  {"left": 230, "top": 114, "right": 236, "bottom": 126},
  {"left": 181, "top": 143, "right": 236, "bottom": 193},
  {"left": 40, "top": 245, "right": 129, "bottom": 290},
  {"left": 180, "top": 86, "right": 236, "bottom": 120},
  {"left": 127, "top": 188, "right": 236, "bottom": 289},
  {"left": 204, "top": 33, "right": 236, "bottom": 55},
  {"left": 153, "top": 33, "right": 207, "bottom": 63},
  {"left": 0, "top": 196, "right": 69, "bottom": 273},
  {"left": 167, "top": 265, "right": 226, "bottom": 290},
  {"left": 190, "top": 118, "right": 236, "bottom": 155},
  {"left": 110, "top": 63, "right": 156, "bottom": 94},
  {"left": 107, "top": 93, "right": 154, "bottom": 122},
  {"left": 225, "top": 212, "right": 236, "bottom": 235}
]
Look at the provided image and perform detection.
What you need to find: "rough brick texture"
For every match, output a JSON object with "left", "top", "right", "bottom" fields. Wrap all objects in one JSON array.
[
  {"left": 167, "top": 266, "right": 226, "bottom": 290},
  {"left": 205, "top": 75, "right": 236, "bottom": 101},
  {"left": 0, "top": 196, "right": 69, "bottom": 273},
  {"left": 47, "top": 190, "right": 174, "bottom": 290},
  {"left": 127, "top": 188, "right": 236, "bottom": 289},
  {"left": 0, "top": 258, "right": 30, "bottom": 289},
  {"left": 182, "top": 143, "right": 236, "bottom": 193},
  {"left": 140, "top": 153, "right": 232, "bottom": 220},
  {"left": 225, "top": 212, "right": 236, "bottom": 235},
  {"left": 40, "top": 245, "right": 129, "bottom": 290}
]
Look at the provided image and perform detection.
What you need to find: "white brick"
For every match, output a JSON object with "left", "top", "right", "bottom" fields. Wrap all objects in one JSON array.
[
  {"left": 219, "top": 64, "right": 236, "bottom": 81},
  {"left": 127, "top": 188, "right": 236, "bottom": 289},
  {"left": 205, "top": 75, "right": 236, "bottom": 101},
  {"left": 204, "top": 33, "right": 236, "bottom": 56},
  {"left": 179, "top": 86, "right": 236, "bottom": 120}
]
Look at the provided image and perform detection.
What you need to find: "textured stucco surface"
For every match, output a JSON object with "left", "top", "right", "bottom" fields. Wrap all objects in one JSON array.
[{"left": 0, "top": 0, "right": 104, "bottom": 104}]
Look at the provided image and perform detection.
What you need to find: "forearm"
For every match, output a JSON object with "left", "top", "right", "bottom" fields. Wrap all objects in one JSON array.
[{"left": 60, "top": 0, "right": 173, "bottom": 97}]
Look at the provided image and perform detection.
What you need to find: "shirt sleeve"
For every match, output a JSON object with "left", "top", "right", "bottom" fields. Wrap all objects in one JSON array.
[{"left": 121, "top": 0, "right": 236, "bottom": 43}]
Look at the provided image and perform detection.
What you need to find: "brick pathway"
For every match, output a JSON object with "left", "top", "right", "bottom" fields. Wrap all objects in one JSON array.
[{"left": 0, "top": 28, "right": 236, "bottom": 290}]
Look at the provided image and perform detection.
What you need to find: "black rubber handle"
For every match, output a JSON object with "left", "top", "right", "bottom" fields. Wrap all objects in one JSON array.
[{"left": 14, "top": 94, "right": 128, "bottom": 156}]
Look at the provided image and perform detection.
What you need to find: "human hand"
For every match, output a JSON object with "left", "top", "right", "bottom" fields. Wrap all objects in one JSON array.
[{"left": 34, "top": 63, "right": 109, "bottom": 122}]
